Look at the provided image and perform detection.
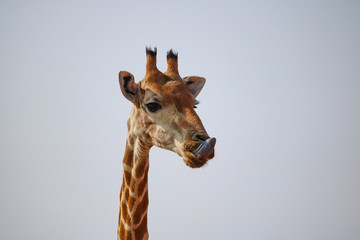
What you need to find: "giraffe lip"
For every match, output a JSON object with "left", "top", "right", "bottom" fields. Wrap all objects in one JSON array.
[{"left": 193, "top": 137, "right": 216, "bottom": 160}]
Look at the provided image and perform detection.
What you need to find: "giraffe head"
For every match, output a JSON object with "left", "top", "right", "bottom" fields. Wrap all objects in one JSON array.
[{"left": 118, "top": 47, "right": 216, "bottom": 168}]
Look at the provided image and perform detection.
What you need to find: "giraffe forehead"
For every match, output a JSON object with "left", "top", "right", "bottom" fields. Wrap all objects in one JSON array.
[{"left": 143, "top": 83, "right": 195, "bottom": 108}]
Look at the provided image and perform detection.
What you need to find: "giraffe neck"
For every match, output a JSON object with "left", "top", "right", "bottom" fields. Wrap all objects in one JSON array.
[{"left": 118, "top": 138, "right": 150, "bottom": 240}]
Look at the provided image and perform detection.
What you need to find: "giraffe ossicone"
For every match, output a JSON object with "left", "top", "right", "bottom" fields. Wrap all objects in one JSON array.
[{"left": 117, "top": 47, "right": 216, "bottom": 240}]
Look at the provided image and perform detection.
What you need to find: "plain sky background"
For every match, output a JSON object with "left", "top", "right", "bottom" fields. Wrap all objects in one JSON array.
[{"left": 1, "top": 0, "right": 360, "bottom": 239}]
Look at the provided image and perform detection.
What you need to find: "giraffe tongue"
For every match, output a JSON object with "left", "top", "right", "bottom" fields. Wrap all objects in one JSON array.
[{"left": 193, "top": 138, "right": 216, "bottom": 160}]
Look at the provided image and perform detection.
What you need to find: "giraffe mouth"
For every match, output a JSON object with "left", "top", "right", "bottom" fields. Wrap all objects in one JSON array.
[
  {"left": 182, "top": 138, "right": 216, "bottom": 168},
  {"left": 193, "top": 138, "right": 216, "bottom": 160}
]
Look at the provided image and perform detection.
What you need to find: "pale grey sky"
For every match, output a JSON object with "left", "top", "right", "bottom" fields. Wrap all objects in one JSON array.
[{"left": 1, "top": 0, "right": 360, "bottom": 239}]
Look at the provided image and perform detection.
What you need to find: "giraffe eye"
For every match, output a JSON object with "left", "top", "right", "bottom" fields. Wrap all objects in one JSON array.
[{"left": 146, "top": 102, "right": 162, "bottom": 112}]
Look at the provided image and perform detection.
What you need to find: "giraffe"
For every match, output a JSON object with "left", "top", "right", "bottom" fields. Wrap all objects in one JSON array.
[{"left": 117, "top": 47, "right": 216, "bottom": 240}]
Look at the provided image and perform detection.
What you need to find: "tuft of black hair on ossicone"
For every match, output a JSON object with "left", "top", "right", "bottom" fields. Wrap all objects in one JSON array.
[
  {"left": 167, "top": 49, "right": 178, "bottom": 60},
  {"left": 146, "top": 47, "right": 157, "bottom": 56}
]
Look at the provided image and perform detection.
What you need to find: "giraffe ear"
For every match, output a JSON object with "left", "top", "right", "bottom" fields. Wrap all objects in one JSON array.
[
  {"left": 183, "top": 76, "right": 206, "bottom": 98},
  {"left": 119, "top": 71, "right": 139, "bottom": 102}
]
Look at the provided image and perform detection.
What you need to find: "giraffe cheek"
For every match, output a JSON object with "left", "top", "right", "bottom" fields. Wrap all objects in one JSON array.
[
  {"left": 150, "top": 127, "right": 174, "bottom": 148},
  {"left": 156, "top": 135, "right": 174, "bottom": 148}
]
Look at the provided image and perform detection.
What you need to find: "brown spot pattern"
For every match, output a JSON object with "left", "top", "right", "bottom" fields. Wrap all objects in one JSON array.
[
  {"left": 134, "top": 216, "right": 148, "bottom": 240},
  {"left": 134, "top": 191, "right": 148, "bottom": 225}
]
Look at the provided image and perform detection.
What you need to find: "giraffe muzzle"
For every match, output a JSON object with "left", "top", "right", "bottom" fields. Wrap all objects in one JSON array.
[{"left": 193, "top": 137, "right": 216, "bottom": 160}]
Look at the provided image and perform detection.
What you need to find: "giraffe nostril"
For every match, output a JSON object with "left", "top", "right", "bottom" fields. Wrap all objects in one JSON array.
[{"left": 195, "top": 134, "right": 208, "bottom": 142}]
